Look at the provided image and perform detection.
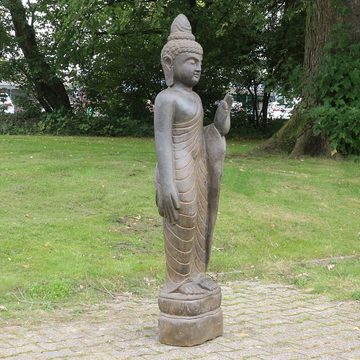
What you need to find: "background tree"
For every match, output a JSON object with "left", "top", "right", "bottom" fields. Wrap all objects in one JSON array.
[
  {"left": 52, "top": 0, "right": 261, "bottom": 124},
  {"left": 0, "top": 0, "right": 307, "bottom": 135},
  {"left": 53, "top": 0, "right": 304, "bottom": 125},
  {"left": 6, "top": 0, "right": 358, "bottom": 153},
  {"left": 0, "top": 0, "right": 306, "bottom": 123},
  {"left": 0, "top": 0, "right": 71, "bottom": 112},
  {"left": 262, "top": 0, "right": 360, "bottom": 156}
]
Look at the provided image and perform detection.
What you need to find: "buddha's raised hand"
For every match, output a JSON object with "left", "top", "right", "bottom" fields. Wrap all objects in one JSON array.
[{"left": 214, "top": 94, "right": 232, "bottom": 136}]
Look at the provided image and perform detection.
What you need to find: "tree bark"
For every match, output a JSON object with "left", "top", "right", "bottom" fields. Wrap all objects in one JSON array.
[
  {"left": 289, "top": 0, "right": 335, "bottom": 157},
  {"left": 260, "top": 0, "right": 359, "bottom": 157},
  {"left": 261, "top": 91, "right": 271, "bottom": 127},
  {"left": 6, "top": 0, "right": 71, "bottom": 112}
]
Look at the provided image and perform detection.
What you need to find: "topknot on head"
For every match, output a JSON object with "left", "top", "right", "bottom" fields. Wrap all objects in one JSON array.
[
  {"left": 168, "top": 14, "right": 195, "bottom": 41},
  {"left": 161, "top": 14, "right": 203, "bottom": 61}
]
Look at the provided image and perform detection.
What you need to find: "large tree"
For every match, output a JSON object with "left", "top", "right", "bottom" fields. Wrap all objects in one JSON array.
[
  {"left": 0, "top": 0, "right": 306, "bottom": 126},
  {"left": 261, "top": 0, "right": 360, "bottom": 156},
  {"left": 55, "top": 0, "right": 302, "bottom": 124},
  {"left": 0, "top": 0, "right": 71, "bottom": 112},
  {"left": 54, "top": 0, "right": 261, "bottom": 121}
]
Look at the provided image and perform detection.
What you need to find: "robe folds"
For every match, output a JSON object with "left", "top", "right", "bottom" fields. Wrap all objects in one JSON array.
[{"left": 156, "top": 104, "right": 226, "bottom": 294}]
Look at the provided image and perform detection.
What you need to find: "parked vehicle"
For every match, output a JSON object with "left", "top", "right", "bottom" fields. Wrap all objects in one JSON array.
[
  {"left": 268, "top": 102, "right": 293, "bottom": 119},
  {"left": 0, "top": 93, "right": 15, "bottom": 114},
  {"left": 231, "top": 101, "right": 245, "bottom": 113},
  {"left": 268, "top": 97, "right": 300, "bottom": 120}
]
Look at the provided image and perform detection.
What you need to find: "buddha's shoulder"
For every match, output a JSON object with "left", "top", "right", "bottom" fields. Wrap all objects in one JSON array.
[{"left": 155, "top": 88, "right": 180, "bottom": 106}]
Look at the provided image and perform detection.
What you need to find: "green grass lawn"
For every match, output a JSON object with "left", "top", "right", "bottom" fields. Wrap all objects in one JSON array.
[{"left": 0, "top": 135, "right": 359, "bottom": 317}]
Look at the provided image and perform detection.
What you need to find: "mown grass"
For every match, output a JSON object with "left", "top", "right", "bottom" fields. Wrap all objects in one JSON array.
[{"left": 0, "top": 136, "right": 359, "bottom": 318}]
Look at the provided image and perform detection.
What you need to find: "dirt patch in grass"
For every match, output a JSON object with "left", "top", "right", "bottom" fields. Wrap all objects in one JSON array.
[
  {"left": 108, "top": 215, "right": 163, "bottom": 257},
  {"left": 110, "top": 215, "right": 161, "bottom": 233}
]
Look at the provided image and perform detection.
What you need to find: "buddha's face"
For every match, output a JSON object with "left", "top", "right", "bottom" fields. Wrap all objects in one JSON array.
[{"left": 172, "top": 53, "right": 202, "bottom": 87}]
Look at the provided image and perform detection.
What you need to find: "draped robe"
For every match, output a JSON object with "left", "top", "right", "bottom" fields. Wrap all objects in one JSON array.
[{"left": 156, "top": 99, "right": 225, "bottom": 294}]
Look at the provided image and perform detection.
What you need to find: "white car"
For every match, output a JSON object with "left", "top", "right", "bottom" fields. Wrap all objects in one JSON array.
[
  {"left": 231, "top": 101, "right": 245, "bottom": 113},
  {"left": 0, "top": 93, "right": 15, "bottom": 114},
  {"left": 268, "top": 101, "right": 293, "bottom": 119}
]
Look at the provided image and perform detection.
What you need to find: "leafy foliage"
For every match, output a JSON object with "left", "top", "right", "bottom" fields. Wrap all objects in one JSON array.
[
  {"left": 0, "top": 0, "right": 305, "bottom": 126},
  {"left": 0, "top": 111, "right": 154, "bottom": 137},
  {"left": 39, "top": 111, "right": 154, "bottom": 137},
  {"left": 0, "top": 112, "right": 40, "bottom": 134},
  {"left": 312, "top": 28, "right": 360, "bottom": 154},
  {"left": 230, "top": 111, "right": 288, "bottom": 139}
]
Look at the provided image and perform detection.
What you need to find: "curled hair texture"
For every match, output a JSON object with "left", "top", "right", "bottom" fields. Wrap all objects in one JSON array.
[
  {"left": 161, "top": 40, "right": 203, "bottom": 63},
  {"left": 161, "top": 14, "right": 203, "bottom": 63}
]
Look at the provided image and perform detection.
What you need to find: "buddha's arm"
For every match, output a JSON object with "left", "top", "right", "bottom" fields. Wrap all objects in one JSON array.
[{"left": 154, "top": 94, "right": 179, "bottom": 224}]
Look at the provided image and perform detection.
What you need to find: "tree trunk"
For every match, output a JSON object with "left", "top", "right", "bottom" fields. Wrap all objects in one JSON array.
[
  {"left": 247, "top": 84, "right": 260, "bottom": 127},
  {"left": 260, "top": 0, "right": 359, "bottom": 157},
  {"left": 6, "top": 0, "right": 71, "bottom": 112},
  {"left": 260, "top": 91, "right": 270, "bottom": 127}
]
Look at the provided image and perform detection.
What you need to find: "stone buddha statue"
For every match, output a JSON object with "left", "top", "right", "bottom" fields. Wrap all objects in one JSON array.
[{"left": 154, "top": 14, "right": 231, "bottom": 346}]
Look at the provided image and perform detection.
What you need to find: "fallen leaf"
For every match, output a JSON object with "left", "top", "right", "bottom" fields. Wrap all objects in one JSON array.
[
  {"left": 238, "top": 332, "right": 249, "bottom": 338},
  {"left": 213, "top": 247, "right": 224, "bottom": 251},
  {"left": 0, "top": 305, "right": 8, "bottom": 311},
  {"left": 304, "top": 288, "right": 315, "bottom": 293},
  {"left": 143, "top": 277, "right": 156, "bottom": 286}
]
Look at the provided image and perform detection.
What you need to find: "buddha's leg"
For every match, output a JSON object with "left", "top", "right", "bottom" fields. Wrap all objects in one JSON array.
[
  {"left": 192, "top": 146, "right": 220, "bottom": 292},
  {"left": 193, "top": 145, "right": 208, "bottom": 276},
  {"left": 162, "top": 151, "right": 204, "bottom": 294},
  {"left": 163, "top": 216, "right": 194, "bottom": 291}
]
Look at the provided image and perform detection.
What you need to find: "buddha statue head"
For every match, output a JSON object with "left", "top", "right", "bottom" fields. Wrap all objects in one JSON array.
[{"left": 161, "top": 14, "right": 203, "bottom": 87}]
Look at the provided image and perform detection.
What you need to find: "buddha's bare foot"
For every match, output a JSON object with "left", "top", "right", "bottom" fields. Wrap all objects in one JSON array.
[
  {"left": 198, "top": 276, "right": 219, "bottom": 291},
  {"left": 178, "top": 282, "right": 207, "bottom": 295}
]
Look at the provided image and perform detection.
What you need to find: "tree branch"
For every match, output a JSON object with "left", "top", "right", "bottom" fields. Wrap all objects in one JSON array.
[{"left": 93, "top": 28, "right": 165, "bottom": 37}]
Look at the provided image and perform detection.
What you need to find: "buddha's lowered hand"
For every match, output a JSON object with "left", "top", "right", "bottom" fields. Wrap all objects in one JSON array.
[{"left": 156, "top": 182, "right": 180, "bottom": 224}]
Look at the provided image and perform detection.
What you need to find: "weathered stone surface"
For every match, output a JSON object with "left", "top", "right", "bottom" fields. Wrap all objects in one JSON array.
[
  {"left": 159, "top": 308, "right": 223, "bottom": 347},
  {"left": 158, "top": 287, "right": 221, "bottom": 317},
  {"left": 154, "top": 13, "right": 232, "bottom": 346}
]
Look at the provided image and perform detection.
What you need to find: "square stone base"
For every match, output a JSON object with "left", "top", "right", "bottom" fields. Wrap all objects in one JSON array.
[{"left": 158, "top": 308, "right": 223, "bottom": 346}]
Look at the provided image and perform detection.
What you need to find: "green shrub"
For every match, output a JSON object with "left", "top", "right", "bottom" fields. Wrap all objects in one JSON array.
[
  {"left": 38, "top": 110, "right": 81, "bottom": 135},
  {"left": 83, "top": 115, "right": 154, "bottom": 137},
  {"left": 229, "top": 111, "right": 287, "bottom": 139},
  {"left": 1, "top": 108, "right": 283, "bottom": 138},
  {"left": 0, "top": 111, "right": 134, "bottom": 137},
  {"left": 313, "top": 105, "right": 360, "bottom": 155},
  {"left": 0, "top": 113, "right": 40, "bottom": 135},
  {"left": 311, "top": 28, "right": 360, "bottom": 155}
]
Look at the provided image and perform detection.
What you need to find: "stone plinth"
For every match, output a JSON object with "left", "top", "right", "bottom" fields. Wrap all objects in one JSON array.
[{"left": 158, "top": 288, "right": 223, "bottom": 346}]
